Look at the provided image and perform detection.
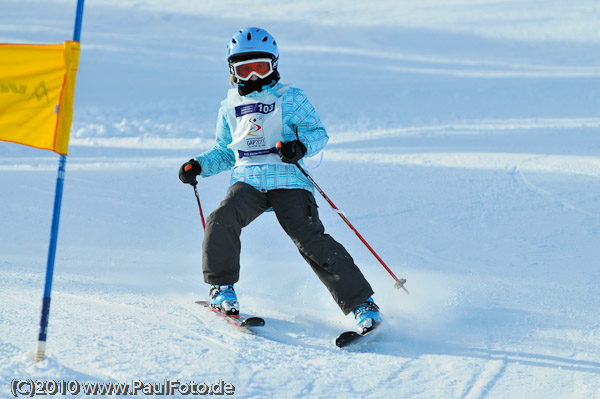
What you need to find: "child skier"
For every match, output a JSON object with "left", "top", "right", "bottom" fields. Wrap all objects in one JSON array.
[{"left": 179, "top": 27, "right": 381, "bottom": 333}]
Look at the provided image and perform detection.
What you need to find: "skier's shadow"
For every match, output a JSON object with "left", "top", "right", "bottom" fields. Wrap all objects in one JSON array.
[
  {"left": 254, "top": 314, "right": 600, "bottom": 376},
  {"left": 257, "top": 316, "right": 350, "bottom": 351},
  {"left": 360, "top": 330, "right": 600, "bottom": 375}
]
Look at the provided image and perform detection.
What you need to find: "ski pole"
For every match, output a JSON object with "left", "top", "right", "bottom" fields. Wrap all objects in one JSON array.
[
  {"left": 276, "top": 142, "right": 409, "bottom": 294},
  {"left": 192, "top": 183, "right": 206, "bottom": 231},
  {"left": 185, "top": 164, "right": 206, "bottom": 230}
]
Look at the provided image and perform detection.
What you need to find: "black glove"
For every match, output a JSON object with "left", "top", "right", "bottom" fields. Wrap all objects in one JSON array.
[
  {"left": 179, "top": 159, "right": 201, "bottom": 185},
  {"left": 276, "top": 140, "right": 307, "bottom": 164}
]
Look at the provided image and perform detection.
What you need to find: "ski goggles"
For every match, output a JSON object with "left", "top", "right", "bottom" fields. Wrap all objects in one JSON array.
[{"left": 230, "top": 58, "right": 274, "bottom": 81}]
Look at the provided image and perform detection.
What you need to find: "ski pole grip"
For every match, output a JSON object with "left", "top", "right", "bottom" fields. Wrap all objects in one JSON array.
[
  {"left": 276, "top": 141, "right": 283, "bottom": 149},
  {"left": 184, "top": 164, "right": 193, "bottom": 172}
]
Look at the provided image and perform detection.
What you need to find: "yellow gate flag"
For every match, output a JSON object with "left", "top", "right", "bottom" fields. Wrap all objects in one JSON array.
[{"left": 0, "top": 41, "right": 80, "bottom": 155}]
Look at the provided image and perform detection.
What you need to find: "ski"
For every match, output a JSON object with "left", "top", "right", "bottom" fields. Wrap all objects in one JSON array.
[
  {"left": 195, "top": 300, "right": 265, "bottom": 328},
  {"left": 335, "top": 324, "right": 380, "bottom": 348}
]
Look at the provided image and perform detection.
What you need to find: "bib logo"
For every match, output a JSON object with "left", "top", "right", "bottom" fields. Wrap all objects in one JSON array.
[{"left": 246, "top": 115, "right": 266, "bottom": 148}]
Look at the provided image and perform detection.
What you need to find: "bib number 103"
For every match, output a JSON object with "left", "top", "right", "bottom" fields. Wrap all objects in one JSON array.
[{"left": 256, "top": 102, "right": 275, "bottom": 114}]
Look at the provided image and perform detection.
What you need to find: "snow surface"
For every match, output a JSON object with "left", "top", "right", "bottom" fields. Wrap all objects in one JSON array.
[{"left": 1, "top": 1, "right": 600, "bottom": 398}]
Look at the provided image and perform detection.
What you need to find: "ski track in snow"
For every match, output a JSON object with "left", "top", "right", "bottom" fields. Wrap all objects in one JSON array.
[
  {"left": 514, "top": 162, "right": 600, "bottom": 218},
  {"left": 461, "top": 359, "right": 507, "bottom": 399}
]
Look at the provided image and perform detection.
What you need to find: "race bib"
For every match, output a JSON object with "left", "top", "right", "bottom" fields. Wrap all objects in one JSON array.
[{"left": 225, "top": 85, "right": 290, "bottom": 166}]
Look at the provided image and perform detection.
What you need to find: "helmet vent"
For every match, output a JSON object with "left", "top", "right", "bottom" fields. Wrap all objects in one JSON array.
[
  {"left": 232, "top": 38, "right": 237, "bottom": 44},
  {"left": 247, "top": 32, "right": 252, "bottom": 40},
  {"left": 262, "top": 36, "right": 268, "bottom": 42}
]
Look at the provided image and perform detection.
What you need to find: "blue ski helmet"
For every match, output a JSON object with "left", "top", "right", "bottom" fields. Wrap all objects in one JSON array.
[{"left": 226, "top": 27, "right": 279, "bottom": 63}]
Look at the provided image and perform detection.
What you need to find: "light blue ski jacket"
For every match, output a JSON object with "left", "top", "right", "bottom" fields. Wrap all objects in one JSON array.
[{"left": 196, "top": 83, "right": 328, "bottom": 193}]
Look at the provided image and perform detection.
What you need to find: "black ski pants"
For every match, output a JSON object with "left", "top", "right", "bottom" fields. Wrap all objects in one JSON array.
[{"left": 202, "top": 181, "right": 374, "bottom": 315}]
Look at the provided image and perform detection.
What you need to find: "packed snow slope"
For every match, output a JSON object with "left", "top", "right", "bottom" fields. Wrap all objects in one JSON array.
[{"left": 1, "top": 1, "right": 600, "bottom": 398}]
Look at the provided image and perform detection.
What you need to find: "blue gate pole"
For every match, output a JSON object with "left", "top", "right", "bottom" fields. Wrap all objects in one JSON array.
[{"left": 34, "top": 0, "right": 85, "bottom": 363}]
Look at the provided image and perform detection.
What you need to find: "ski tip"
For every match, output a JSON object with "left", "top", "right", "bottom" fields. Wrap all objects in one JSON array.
[
  {"left": 336, "top": 321, "right": 383, "bottom": 348},
  {"left": 240, "top": 317, "right": 266, "bottom": 328},
  {"left": 335, "top": 331, "right": 361, "bottom": 348}
]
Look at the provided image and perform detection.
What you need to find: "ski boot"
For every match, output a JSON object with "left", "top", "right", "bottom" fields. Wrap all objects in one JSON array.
[
  {"left": 353, "top": 297, "right": 382, "bottom": 334},
  {"left": 209, "top": 284, "right": 239, "bottom": 315}
]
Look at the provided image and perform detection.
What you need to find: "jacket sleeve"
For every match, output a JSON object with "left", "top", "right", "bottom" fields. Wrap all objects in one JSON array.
[
  {"left": 286, "top": 88, "right": 329, "bottom": 157},
  {"left": 196, "top": 103, "right": 236, "bottom": 177}
]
